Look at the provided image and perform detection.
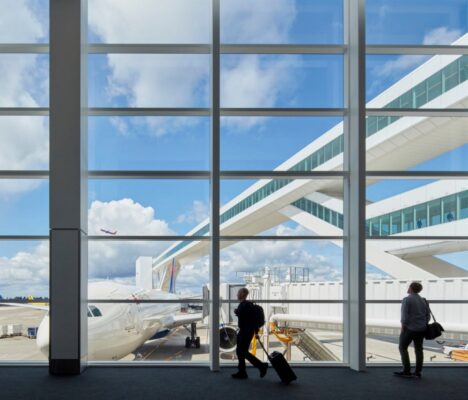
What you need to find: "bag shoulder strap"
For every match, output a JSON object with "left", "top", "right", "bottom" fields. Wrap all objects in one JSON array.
[{"left": 423, "top": 297, "right": 437, "bottom": 322}]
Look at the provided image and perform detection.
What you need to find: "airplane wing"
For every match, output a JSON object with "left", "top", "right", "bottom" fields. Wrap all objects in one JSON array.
[
  {"left": 0, "top": 303, "right": 49, "bottom": 311},
  {"left": 171, "top": 313, "right": 203, "bottom": 328},
  {"left": 143, "top": 312, "right": 203, "bottom": 330}
]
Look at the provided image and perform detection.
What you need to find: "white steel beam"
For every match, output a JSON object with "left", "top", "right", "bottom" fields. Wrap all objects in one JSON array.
[{"left": 344, "top": 0, "right": 367, "bottom": 371}]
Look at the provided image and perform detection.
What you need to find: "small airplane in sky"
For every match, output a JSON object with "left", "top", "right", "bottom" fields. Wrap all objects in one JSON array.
[{"left": 100, "top": 228, "right": 117, "bottom": 235}]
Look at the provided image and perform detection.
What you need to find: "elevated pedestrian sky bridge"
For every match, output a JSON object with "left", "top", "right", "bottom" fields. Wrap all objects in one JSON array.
[{"left": 152, "top": 35, "right": 468, "bottom": 281}]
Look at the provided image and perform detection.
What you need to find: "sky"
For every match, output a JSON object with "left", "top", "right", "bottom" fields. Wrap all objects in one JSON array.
[{"left": 0, "top": 0, "right": 468, "bottom": 297}]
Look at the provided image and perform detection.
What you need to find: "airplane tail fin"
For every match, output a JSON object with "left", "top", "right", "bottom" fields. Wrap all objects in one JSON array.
[
  {"left": 156, "top": 257, "right": 181, "bottom": 293},
  {"left": 168, "top": 258, "right": 177, "bottom": 294},
  {"left": 137, "top": 256, "right": 181, "bottom": 293}
]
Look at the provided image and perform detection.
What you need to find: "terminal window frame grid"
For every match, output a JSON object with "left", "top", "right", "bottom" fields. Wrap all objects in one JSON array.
[{"left": 0, "top": 0, "right": 467, "bottom": 369}]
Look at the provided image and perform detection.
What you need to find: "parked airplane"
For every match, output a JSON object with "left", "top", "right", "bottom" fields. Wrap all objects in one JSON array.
[
  {"left": 1, "top": 258, "right": 238, "bottom": 360},
  {"left": 38, "top": 280, "right": 205, "bottom": 360}
]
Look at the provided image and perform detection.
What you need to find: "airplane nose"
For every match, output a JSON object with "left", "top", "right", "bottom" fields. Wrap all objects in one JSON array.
[{"left": 36, "top": 314, "right": 49, "bottom": 358}]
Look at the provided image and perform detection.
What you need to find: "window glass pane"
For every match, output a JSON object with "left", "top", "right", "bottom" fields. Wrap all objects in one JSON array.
[
  {"left": 88, "top": 180, "right": 209, "bottom": 236},
  {"left": 415, "top": 204, "right": 428, "bottom": 229},
  {"left": 366, "top": 55, "right": 466, "bottom": 109},
  {"left": 89, "top": 117, "right": 209, "bottom": 170},
  {"left": 88, "top": 0, "right": 211, "bottom": 44},
  {"left": 0, "top": 180, "right": 49, "bottom": 235},
  {"left": 427, "top": 71, "right": 442, "bottom": 101},
  {"left": 428, "top": 199, "right": 442, "bottom": 226},
  {"left": 0, "top": 55, "right": 49, "bottom": 107},
  {"left": 390, "top": 212, "right": 401, "bottom": 234},
  {"left": 460, "top": 192, "right": 468, "bottom": 219},
  {"left": 402, "top": 208, "right": 414, "bottom": 232},
  {"left": 221, "top": 0, "right": 343, "bottom": 44},
  {"left": 220, "top": 240, "right": 343, "bottom": 297},
  {"left": 366, "top": 0, "right": 468, "bottom": 45},
  {"left": 366, "top": 302, "right": 468, "bottom": 364},
  {"left": 366, "top": 179, "right": 468, "bottom": 237},
  {"left": 88, "top": 54, "right": 210, "bottom": 108},
  {"left": 221, "top": 55, "right": 343, "bottom": 108},
  {"left": 0, "top": 117, "right": 49, "bottom": 170},
  {"left": 443, "top": 195, "right": 457, "bottom": 222},
  {"left": 365, "top": 260, "right": 468, "bottom": 365},
  {"left": 366, "top": 116, "right": 468, "bottom": 172},
  {"left": 221, "top": 117, "right": 343, "bottom": 171},
  {"left": 0, "top": 0, "right": 49, "bottom": 43},
  {"left": 221, "top": 179, "right": 344, "bottom": 236},
  {"left": 0, "top": 240, "right": 49, "bottom": 362},
  {"left": 88, "top": 239, "right": 209, "bottom": 361},
  {"left": 220, "top": 301, "right": 343, "bottom": 364}
]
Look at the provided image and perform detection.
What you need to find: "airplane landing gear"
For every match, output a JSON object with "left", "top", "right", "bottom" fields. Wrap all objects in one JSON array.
[{"left": 185, "top": 322, "right": 201, "bottom": 349}]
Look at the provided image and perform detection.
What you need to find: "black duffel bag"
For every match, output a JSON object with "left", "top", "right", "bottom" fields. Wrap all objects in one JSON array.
[{"left": 424, "top": 299, "right": 445, "bottom": 340}]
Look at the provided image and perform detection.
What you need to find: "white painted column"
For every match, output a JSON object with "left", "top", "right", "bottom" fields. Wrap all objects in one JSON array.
[
  {"left": 344, "top": 0, "right": 367, "bottom": 371},
  {"left": 49, "top": 0, "right": 88, "bottom": 375}
]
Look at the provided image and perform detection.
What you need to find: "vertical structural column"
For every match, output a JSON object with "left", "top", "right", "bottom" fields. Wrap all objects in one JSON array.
[
  {"left": 49, "top": 0, "right": 88, "bottom": 375},
  {"left": 344, "top": 0, "right": 366, "bottom": 371},
  {"left": 209, "top": 0, "right": 221, "bottom": 371}
]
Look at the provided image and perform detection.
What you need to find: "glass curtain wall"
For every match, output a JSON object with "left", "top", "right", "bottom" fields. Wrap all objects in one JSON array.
[
  {"left": 87, "top": 0, "right": 211, "bottom": 363},
  {"left": 0, "top": 0, "right": 50, "bottom": 363},
  {"left": 86, "top": 0, "right": 348, "bottom": 365},
  {"left": 365, "top": 0, "right": 468, "bottom": 365},
  {"left": 2, "top": 0, "right": 467, "bottom": 368}
]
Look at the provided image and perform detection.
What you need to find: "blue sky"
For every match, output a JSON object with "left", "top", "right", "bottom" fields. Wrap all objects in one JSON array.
[{"left": 1, "top": 0, "right": 468, "bottom": 297}]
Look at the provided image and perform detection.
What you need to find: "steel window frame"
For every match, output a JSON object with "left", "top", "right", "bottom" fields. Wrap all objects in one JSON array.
[{"left": 2, "top": 0, "right": 468, "bottom": 372}]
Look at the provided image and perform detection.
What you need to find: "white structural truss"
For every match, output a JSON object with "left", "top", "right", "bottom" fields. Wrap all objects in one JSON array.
[{"left": 153, "top": 35, "right": 468, "bottom": 281}]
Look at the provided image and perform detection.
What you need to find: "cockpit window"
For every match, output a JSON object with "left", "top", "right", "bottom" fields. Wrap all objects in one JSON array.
[{"left": 89, "top": 305, "right": 102, "bottom": 317}]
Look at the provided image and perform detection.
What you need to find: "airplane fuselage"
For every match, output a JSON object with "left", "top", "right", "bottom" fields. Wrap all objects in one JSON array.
[{"left": 37, "top": 281, "right": 181, "bottom": 360}]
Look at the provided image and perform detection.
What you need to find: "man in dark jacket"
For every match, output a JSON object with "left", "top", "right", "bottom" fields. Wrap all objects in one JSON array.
[
  {"left": 232, "top": 288, "right": 268, "bottom": 379},
  {"left": 394, "top": 281, "right": 430, "bottom": 379}
]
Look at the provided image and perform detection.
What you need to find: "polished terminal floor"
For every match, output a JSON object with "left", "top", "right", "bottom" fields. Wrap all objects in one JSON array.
[{"left": 0, "top": 367, "right": 466, "bottom": 400}]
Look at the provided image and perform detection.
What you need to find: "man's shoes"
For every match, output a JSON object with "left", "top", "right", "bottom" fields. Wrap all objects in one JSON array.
[
  {"left": 393, "top": 371, "right": 413, "bottom": 378},
  {"left": 259, "top": 363, "right": 268, "bottom": 378},
  {"left": 413, "top": 372, "right": 422, "bottom": 379},
  {"left": 232, "top": 371, "right": 248, "bottom": 379}
]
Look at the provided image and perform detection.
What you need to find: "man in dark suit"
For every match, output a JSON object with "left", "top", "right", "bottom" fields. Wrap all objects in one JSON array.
[{"left": 232, "top": 288, "right": 268, "bottom": 379}]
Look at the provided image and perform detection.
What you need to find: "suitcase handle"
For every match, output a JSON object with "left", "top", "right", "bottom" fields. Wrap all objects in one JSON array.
[{"left": 255, "top": 334, "right": 271, "bottom": 361}]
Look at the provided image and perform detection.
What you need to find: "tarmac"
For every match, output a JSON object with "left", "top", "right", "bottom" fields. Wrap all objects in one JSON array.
[{"left": 0, "top": 307, "right": 460, "bottom": 364}]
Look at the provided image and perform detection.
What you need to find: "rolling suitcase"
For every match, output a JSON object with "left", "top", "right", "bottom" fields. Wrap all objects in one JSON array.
[{"left": 256, "top": 334, "right": 297, "bottom": 384}]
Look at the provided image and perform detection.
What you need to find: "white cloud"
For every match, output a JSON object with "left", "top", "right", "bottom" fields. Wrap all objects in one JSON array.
[
  {"left": 105, "top": 54, "right": 209, "bottom": 108},
  {"left": 0, "top": 117, "right": 48, "bottom": 169},
  {"left": 87, "top": 199, "right": 175, "bottom": 279},
  {"left": 0, "top": 1, "right": 49, "bottom": 197},
  {"left": 373, "top": 26, "right": 461, "bottom": 83},
  {"left": 221, "top": 55, "right": 300, "bottom": 129},
  {"left": 88, "top": 0, "right": 211, "bottom": 44},
  {"left": 89, "top": 0, "right": 299, "bottom": 133},
  {"left": 88, "top": 198, "right": 174, "bottom": 236},
  {"left": 422, "top": 27, "right": 462, "bottom": 46},
  {"left": 0, "top": 241, "right": 49, "bottom": 298},
  {"left": 0, "top": 0, "right": 46, "bottom": 43},
  {"left": 176, "top": 200, "right": 209, "bottom": 224},
  {"left": 221, "top": 0, "right": 296, "bottom": 44}
]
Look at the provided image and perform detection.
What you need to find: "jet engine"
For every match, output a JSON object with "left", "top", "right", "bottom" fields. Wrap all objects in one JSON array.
[{"left": 219, "top": 325, "right": 237, "bottom": 352}]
